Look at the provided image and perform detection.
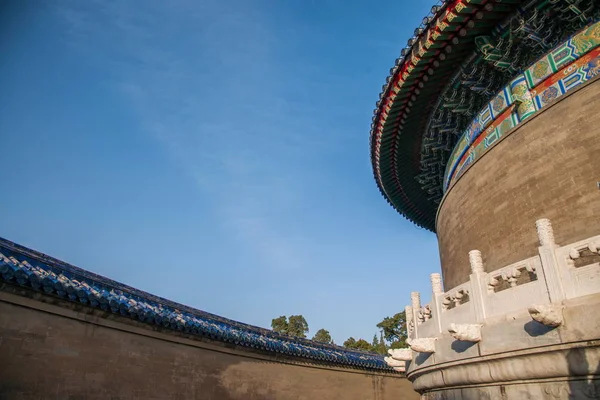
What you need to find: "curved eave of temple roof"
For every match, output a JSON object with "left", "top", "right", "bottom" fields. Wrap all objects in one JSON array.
[
  {"left": 370, "top": 0, "right": 511, "bottom": 231},
  {"left": 0, "top": 237, "right": 392, "bottom": 372},
  {"left": 369, "top": 0, "right": 598, "bottom": 231}
]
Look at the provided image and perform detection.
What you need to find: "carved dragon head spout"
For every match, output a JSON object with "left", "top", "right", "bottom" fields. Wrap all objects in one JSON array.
[
  {"left": 407, "top": 337, "right": 437, "bottom": 353},
  {"left": 448, "top": 323, "right": 482, "bottom": 342},
  {"left": 528, "top": 304, "right": 564, "bottom": 327},
  {"left": 384, "top": 356, "right": 407, "bottom": 370},
  {"left": 388, "top": 348, "right": 413, "bottom": 361}
]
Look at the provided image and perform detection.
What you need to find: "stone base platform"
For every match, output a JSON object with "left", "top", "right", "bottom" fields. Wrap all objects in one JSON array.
[
  {"left": 409, "top": 293, "right": 600, "bottom": 399},
  {"left": 391, "top": 221, "right": 600, "bottom": 399}
]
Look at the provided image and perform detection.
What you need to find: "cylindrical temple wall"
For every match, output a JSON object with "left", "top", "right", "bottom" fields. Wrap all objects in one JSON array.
[{"left": 436, "top": 79, "right": 600, "bottom": 289}]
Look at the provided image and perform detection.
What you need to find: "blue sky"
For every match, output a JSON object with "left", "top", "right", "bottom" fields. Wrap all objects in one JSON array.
[{"left": 0, "top": 0, "right": 440, "bottom": 345}]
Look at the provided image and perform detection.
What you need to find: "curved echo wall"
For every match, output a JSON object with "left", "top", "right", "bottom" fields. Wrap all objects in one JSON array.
[
  {"left": 436, "top": 77, "right": 600, "bottom": 290},
  {"left": 0, "top": 288, "right": 418, "bottom": 400}
]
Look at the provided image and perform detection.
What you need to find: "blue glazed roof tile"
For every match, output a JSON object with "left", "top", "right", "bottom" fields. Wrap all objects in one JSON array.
[{"left": 0, "top": 237, "right": 393, "bottom": 372}]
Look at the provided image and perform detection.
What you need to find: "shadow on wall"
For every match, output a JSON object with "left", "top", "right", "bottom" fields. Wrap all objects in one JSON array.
[{"left": 565, "top": 348, "right": 600, "bottom": 399}]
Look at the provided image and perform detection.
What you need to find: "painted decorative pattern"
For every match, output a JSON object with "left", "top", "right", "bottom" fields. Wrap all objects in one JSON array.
[
  {"left": 510, "top": 75, "right": 536, "bottom": 122},
  {"left": 524, "top": 22, "right": 600, "bottom": 89},
  {"left": 532, "top": 47, "right": 600, "bottom": 109},
  {"left": 444, "top": 86, "right": 514, "bottom": 186},
  {"left": 445, "top": 134, "right": 470, "bottom": 184},
  {"left": 444, "top": 22, "right": 600, "bottom": 192},
  {"left": 0, "top": 238, "right": 391, "bottom": 371},
  {"left": 452, "top": 106, "right": 517, "bottom": 182}
]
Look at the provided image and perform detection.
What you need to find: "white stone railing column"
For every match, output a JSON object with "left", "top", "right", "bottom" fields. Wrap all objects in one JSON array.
[
  {"left": 536, "top": 218, "right": 566, "bottom": 303},
  {"left": 430, "top": 273, "right": 444, "bottom": 333},
  {"left": 468, "top": 250, "right": 487, "bottom": 322},
  {"left": 430, "top": 273, "right": 443, "bottom": 295},
  {"left": 405, "top": 305, "right": 415, "bottom": 339},
  {"left": 411, "top": 292, "right": 421, "bottom": 338}
]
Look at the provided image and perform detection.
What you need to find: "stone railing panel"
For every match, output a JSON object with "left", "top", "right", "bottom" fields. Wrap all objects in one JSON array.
[
  {"left": 439, "top": 301, "right": 474, "bottom": 331},
  {"left": 486, "top": 281, "right": 548, "bottom": 320},
  {"left": 486, "top": 256, "right": 540, "bottom": 294},
  {"left": 417, "top": 303, "right": 433, "bottom": 325},
  {"left": 440, "top": 282, "right": 471, "bottom": 312},
  {"left": 417, "top": 311, "right": 438, "bottom": 338},
  {"left": 556, "top": 235, "right": 600, "bottom": 299},
  {"left": 484, "top": 256, "right": 548, "bottom": 319},
  {"left": 437, "top": 282, "right": 474, "bottom": 331}
]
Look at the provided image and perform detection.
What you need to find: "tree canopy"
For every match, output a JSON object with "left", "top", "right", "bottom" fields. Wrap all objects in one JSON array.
[
  {"left": 270, "top": 310, "right": 408, "bottom": 354},
  {"left": 271, "top": 316, "right": 288, "bottom": 334},
  {"left": 287, "top": 315, "right": 309, "bottom": 338},
  {"left": 312, "top": 328, "right": 333, "bottom": 344},
  {"left": 343, "top": 337, "right": 372, "bottom": 351},
  {"left": 371, "top": 333, "right": 387, "bottom": 355},
  {"left": 376, "top": 311, "right": 408, "bottom": 348},
  {"left": 341, "top": 311, "right": 408, "bottom": 353},
  {"left": 271, "top": 315, "right": 309, "bottom": 338}
]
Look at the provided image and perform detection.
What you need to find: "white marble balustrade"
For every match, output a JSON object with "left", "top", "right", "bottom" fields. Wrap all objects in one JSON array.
[{"left": 407, "top": 219, "right": 600, "bottom": 340}]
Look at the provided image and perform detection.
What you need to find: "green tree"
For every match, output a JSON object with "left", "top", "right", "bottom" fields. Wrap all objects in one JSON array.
[
  {"left": 378, "top": 332, "right": 388, "bottom": 354},
  {"left": 376, "top": 311, "right": 407, "bottom": 348},
  {"left": 353, "top": 339, "right": 373, "bottom": 351},
  {"left": 343, "top": 337, "right": 373, "bottom": 352},
  {"left": 271, "top": 316, "right": 288, "bottom": 334},
  {"left": 372, "top": 333, "right": 387, "bottom": 355},
  {"left": 287, "top": 315, "right": 309, "bottom": 338},
  {"left": 343, "top": 337, "right": 357, "bottom": 348},
  {"left": 312, "top": 328, "right": 333, "bottom": 344}
]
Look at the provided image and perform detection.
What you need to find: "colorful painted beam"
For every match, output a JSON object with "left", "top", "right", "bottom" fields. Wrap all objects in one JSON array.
[{"left": 443, "top": 21, "right": 600, "bottom": 191}]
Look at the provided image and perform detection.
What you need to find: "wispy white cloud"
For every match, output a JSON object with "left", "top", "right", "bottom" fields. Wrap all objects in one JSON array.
[{"left": 57, "top": 0, "right": 337, "bottom": 271}]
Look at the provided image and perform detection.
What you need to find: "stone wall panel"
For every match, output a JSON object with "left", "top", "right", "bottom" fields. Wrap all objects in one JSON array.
[{"left": 0, "top": 291, "right": 417, "bottom": 400}]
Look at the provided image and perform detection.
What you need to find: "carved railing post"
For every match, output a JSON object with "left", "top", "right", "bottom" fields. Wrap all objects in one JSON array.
[
  {"left": 405, "top": 305, "right": 415, "bottom": 339},
  {"left": 430, "top": 273, "right": 443, "bottom": 295},
  {"left": 430, "top": 273, "right": 444, "bottom": 333},
  {"left": 536, "top": 218, "right": 555, "bottom": 247},
  {"left": 536, "top": 218, "right": 566, "bottom": 303},
  {"left": 469, "top": 250, "right": 484, "bottom": 274},
  {"left": 468, "top": 250, "right": 487, "bottom": 322},
  {"left": 411, "top": 292, "right": 421, "bottom": 339}
]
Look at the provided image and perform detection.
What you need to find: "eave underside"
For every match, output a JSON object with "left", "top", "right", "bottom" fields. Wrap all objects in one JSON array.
[{"left": 371, "top": 0, "right": 600, "bottom": 231}]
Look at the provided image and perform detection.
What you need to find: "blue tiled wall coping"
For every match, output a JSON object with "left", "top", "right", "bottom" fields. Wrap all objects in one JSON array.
[{"left": 0, "top": 237, "right": 392, "bottom": 372}]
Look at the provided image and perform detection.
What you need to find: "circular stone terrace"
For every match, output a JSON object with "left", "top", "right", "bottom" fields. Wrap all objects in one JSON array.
[{"left": 369, "top": 0, "right": 599, "bottom": 231}]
